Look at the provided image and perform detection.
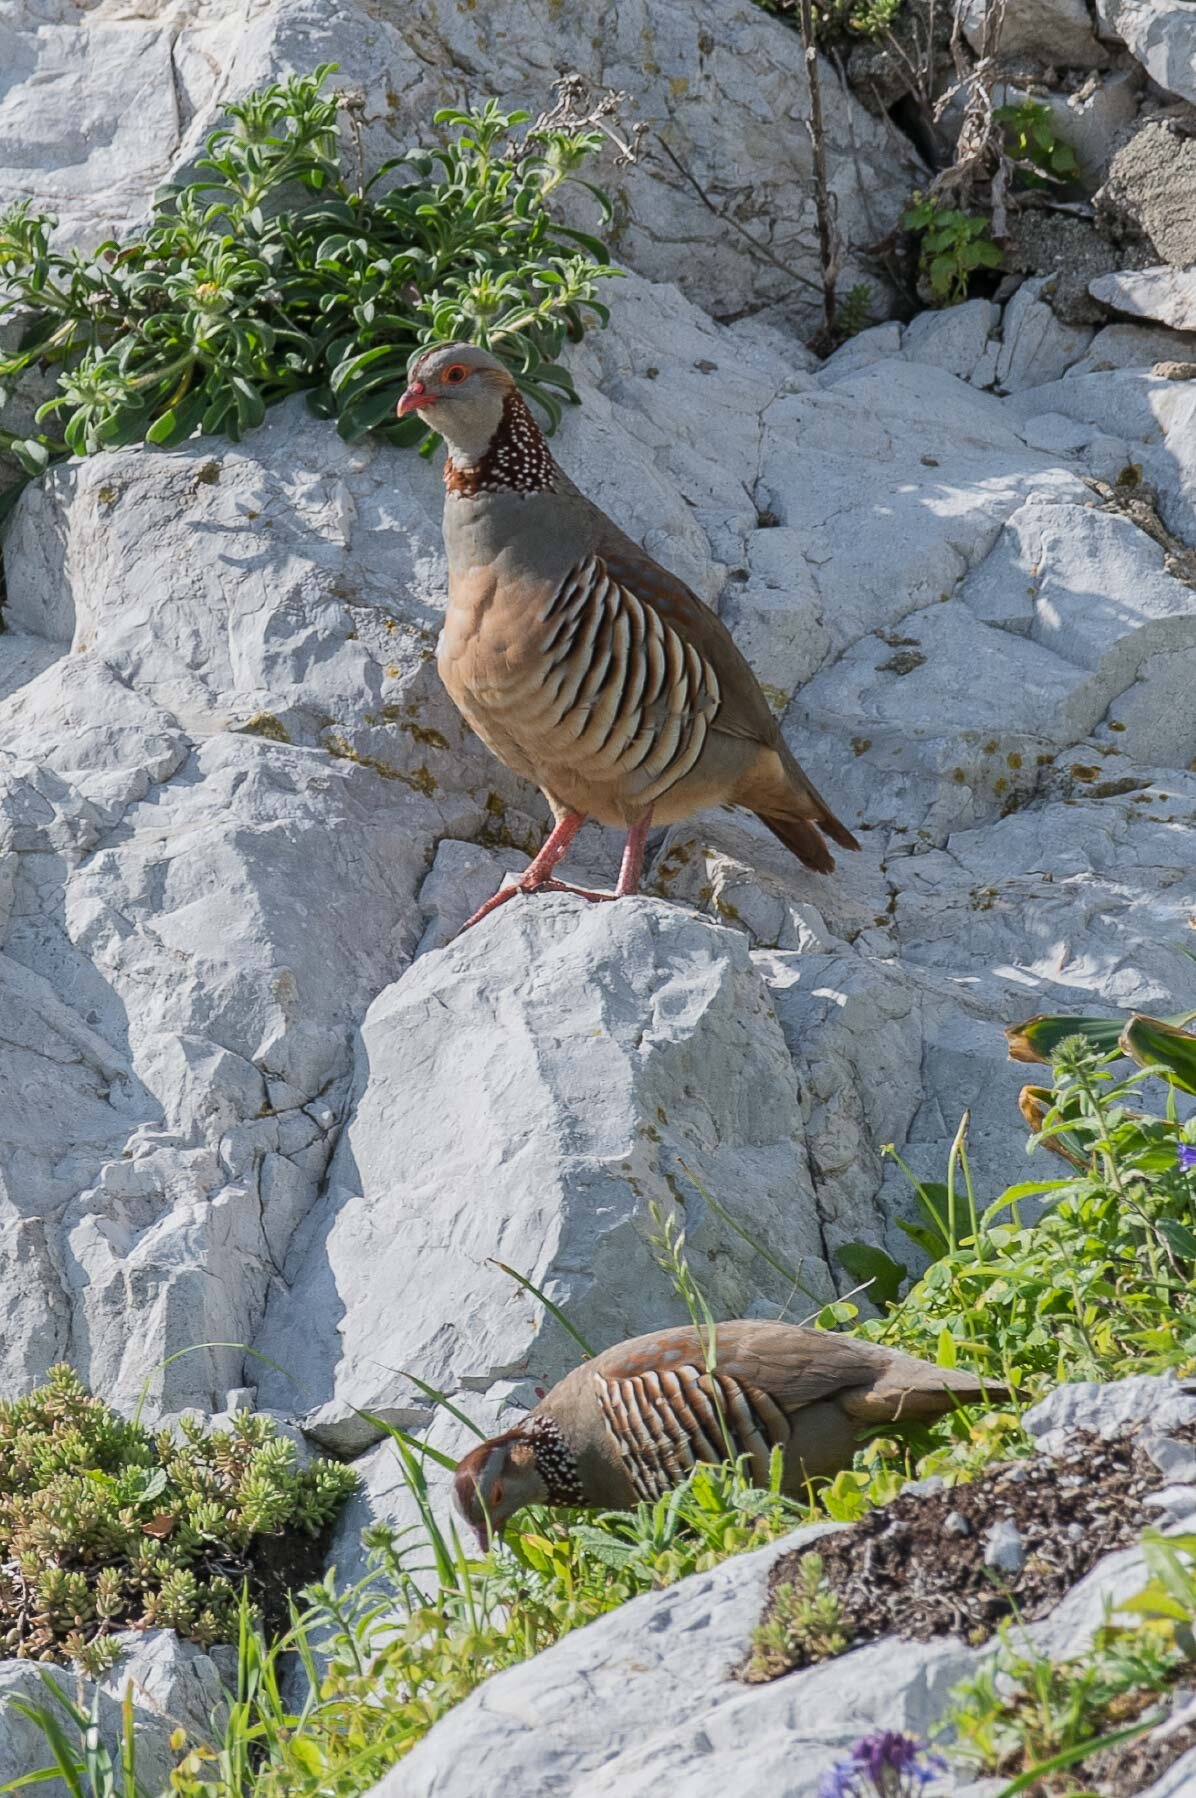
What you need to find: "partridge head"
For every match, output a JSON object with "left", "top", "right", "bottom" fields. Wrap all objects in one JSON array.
[
  {"left": 452, "top": 1320, "right": 1005, "bottom": 1546},
  {"left": 398, "top": 344, "right": 861, "bottom": 932}
]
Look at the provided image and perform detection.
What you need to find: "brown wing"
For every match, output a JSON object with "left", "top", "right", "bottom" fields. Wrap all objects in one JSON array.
[
  {"left": 596, "top": 539, "right": 860, "bottom": 861},
  {"left": 593, "top": 1322, "right": 999, "bottom": 1430},
  {"left": 592, "top": 1357, "right": 792, "bottom": 1502},
  {"left": 596, "top": 540, "right": 779, "bottom": 749},
  {"left": 528, "top": 551, "right": 726, "bottom": 810}
]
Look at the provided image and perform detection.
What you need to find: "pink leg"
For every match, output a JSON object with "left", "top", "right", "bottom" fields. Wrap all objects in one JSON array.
[
  {"left": 457, "top": 810, "right": 653, "bottom": 934},
  {"left": 458, "top": 812, "right": 596, "bottom": 932},
  {"left": 615, "top": 814, "right": 653, "bottom": 897}
]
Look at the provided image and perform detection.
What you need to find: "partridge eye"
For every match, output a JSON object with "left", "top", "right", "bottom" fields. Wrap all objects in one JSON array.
[{"left": 443, "top": 364, "right": 468, "bottom": 385}]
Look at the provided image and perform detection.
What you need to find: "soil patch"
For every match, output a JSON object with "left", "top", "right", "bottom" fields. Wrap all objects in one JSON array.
[
  {"left": 1077, "top": 1715, "right": 1196, "bottom": 1798},
  {"left": 743, "top": 1423, "right": 1196, "bottom": 1682}
]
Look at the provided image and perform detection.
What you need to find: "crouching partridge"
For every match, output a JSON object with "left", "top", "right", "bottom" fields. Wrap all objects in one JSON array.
[
  {"left": 397, "top": 344, "right": 859, "bottom": 931},
  {"left": 452, "top": 1321, "right": 1004, "bottom": 1545}
]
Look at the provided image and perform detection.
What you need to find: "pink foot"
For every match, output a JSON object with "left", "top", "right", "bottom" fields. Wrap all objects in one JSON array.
[
  {"left": 454, "top": 811, "right": 654, "bottom": 936},
  {"left": 457, "top": 873, "right": 614, "bottom": 933}
]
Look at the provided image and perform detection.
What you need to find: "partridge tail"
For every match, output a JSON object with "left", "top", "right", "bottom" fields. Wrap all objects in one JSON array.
[
  {"left": 740, "top": 742, "right": 860, "bottom": 875},
  {"left": 839, "top": 1363, "right": 1009, "bottom": 1426},
  {"left": 756, "top": 809, "right": 857, "bottom": 874}
]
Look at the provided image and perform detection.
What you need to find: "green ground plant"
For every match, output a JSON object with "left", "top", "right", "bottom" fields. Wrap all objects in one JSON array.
[
  {"left": 903, "top": 191, "right": 1002, "bottom": 306},
  {"left": 0, "top": 1365, "right": 354, "bottom": 1678},
  {"left": 745, "top": 1553, "right": 849, "bottom": 1680},
  {"left": 947, "top": 1531, "right": 1196, "bottom": 1788},
  {"left": 9, "top": 1035, "right": 1195, "bottom": 1793},
  {"left": 758, "top": 0, "right": 904, "bottom": 40},
  {"left": 0, "top": 68, "right": 615, "bottom": 479},
  {"left": 840, "top": 1034, "right": 1196, "bottom": 1391},
  {"left": 995, "top": 98, "right": 1080, "bottom": 187}
]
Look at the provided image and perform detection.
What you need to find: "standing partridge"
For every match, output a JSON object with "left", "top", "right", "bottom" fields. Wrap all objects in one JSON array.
[
  {"left": 397, "top": 343, "right": 859, "bottom": 930},
  {"left": 452, "top": 1321, "right": 1004, "bottom": 1545}
]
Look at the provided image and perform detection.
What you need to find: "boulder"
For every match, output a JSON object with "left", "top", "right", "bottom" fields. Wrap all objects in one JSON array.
[
  {"left": 963, "top": 0, "right": 1110, "bottom": 67},
  {"left": 1067, "top": 320, "right": 1196, "bottom": 377},
  {"left": 1090, "top": 266, "right": 1196, "bottom": 332},
  {"left": 902, "top": 301, "right": 1001, "bottom": 383},
  {"left": 1095, "top": 0, "right": 1196, "bottom": 106},
  {"left": 0, "top": 1632, "right": 233, "bottom": 1798},
  {"left": 255, "top": 897, "right": 835, "bottom": 1451},
  {"left": 1095, "top": 123, "right": 1196, "bottom": 266}
]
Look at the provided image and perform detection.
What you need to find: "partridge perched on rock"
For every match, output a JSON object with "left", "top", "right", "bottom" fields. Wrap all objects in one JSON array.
[
  {"left": 397, "top": 344, "right": 859, "bottom": 930},
  {"left": 452, "top": 1321, "right": 1004, "bottom": 1545}
]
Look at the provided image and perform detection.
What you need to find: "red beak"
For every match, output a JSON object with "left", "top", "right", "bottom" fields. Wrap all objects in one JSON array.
[{"left": 397, "top": 381, "right": 433, "bottom": 419}]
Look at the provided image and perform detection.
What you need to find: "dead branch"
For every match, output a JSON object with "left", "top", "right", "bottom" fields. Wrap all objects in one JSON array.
[{"left": 798, "top": 0, "right": 843, "bottom": 347}]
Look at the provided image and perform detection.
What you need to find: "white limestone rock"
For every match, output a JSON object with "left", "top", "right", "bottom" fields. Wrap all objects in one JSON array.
[
  {"left": 1025, "top": 1372, "right": 1196, "bottom": 1456},
  {"left": 1068, "top": 320, "right": 1196, "bottom": 378},
  {"left": 963, "top": 0, "right": 1110, "bottom": 66},
  {"left": 1090, "top": 267, "right": 1196, "bottom": 333},
  {"left": 0, "top": 1632, "right": 233, "bottom": 1796},
  {"left": 997, "top": 279, "right": 1094, "bottom": 392},
  {"left": 256, "top": 898, "right": 835, "bottom": 1451},
  {"left": 902, "top": 301, "right": 1001, "bottom": 383},
  {"left": 1094, "top": 647, "right": 1196, "bottom": 769},
  {"left": 1094, "top": 0, "right": 1196, "bottom": 106}
]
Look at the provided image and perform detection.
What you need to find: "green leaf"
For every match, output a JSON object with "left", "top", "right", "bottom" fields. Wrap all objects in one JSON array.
[
  {"left": 1120, "top": 1014, "right": 1196, "bottom": 1095},
  {"left": 896, "top": 1218, "right": 946, "bottom": 1260},
  {"left": 834, "top": 1241, "right": 908, "bottom": 1307},
  {"left": 1157, "top": 1218, "right": 1196, "bottom": 1260},
  {"left": 1006, "top": 1015, "right": 1128, "bottom": 1064},
  {"left": 335, "top": 383, "right": 408, "bottom": 439},
  {"left": 488, "top": 1259, "right": 595, "bottom": 1358}
]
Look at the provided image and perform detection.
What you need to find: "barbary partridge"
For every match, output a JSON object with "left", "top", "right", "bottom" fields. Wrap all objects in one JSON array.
[
  {"left": 452, "top": 1321, "right": 1004, "bottom": 1545},
  {"left": 397, "top": 343, "right": 859, "bottom": 930}
]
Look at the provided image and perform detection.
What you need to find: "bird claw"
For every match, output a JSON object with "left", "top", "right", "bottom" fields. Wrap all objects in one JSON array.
[{"left": 455, "top": 875, "right": 617, "bottom": 936}]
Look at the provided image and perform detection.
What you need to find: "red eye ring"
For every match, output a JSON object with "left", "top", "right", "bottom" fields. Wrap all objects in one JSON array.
[{"left": 443, "top": 364, "right": 468, "bottom": 385}]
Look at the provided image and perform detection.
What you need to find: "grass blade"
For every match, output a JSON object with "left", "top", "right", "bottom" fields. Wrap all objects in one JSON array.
[{"left": 488, "top": 1260, "right": 595, "bottom": 1358}]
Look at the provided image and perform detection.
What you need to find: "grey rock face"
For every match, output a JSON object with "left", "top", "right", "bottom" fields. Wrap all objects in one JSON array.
[
  {"left": 256, "top": 897, "right": 834, "bottom": 1450},
  {"left": 1090, "top": 266, "right": 1196, "bottom": 332},
  {"left": 0, "top": 1632, "right": 233, "bottom": 1797},
  {"left": 1024, "top": 1372, "right": 1196, "bottom": 1455},
  {"left": 1096, "top": 123, "right": 1196, "bottom": 266},
  {"left": 1095, "top": 0, "right": 1196, "bottom": 106},
  {"left": 964, "top": 0, "right": 1110, "bottom": 66}
]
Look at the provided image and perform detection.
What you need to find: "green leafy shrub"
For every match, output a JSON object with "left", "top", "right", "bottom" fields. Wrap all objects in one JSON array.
[
  {"left": 744, "top": 1553, "right": 848, "bottom": 1680},
  {"left": 903, "top": 192, "right": 1002, "bottom": 306},
  {"left": 757, "top": 0, "right": 905, "bottom": 40},
  {"left": 0, "top": 68, "right": 616, "bottom": 477},
  {"left": 995, "top": 98, "right": 1080, "bottom": 186},
  {"left": 0, "top": 1364, "right": 355, "bottom": 1676},
  {"left": 834, "top": 1036, "right": 1196, "bottom": 1399}
]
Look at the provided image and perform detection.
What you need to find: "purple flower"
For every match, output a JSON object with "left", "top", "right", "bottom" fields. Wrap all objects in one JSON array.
[
  {"left": 818, "top": 1732, "right": 947, "bottom": 1798},
  {"left": 1178, "top": 1143, "right": 1196, "bottom": 1173}
]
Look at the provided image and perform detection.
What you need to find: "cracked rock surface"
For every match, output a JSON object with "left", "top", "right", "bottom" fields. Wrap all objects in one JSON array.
[
  {"left": 2, "top": 257, "right": 1194, "bottom": 1506},
  {"left": 3, "top": 2, "right": 1196, "bottom": 1783}
]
